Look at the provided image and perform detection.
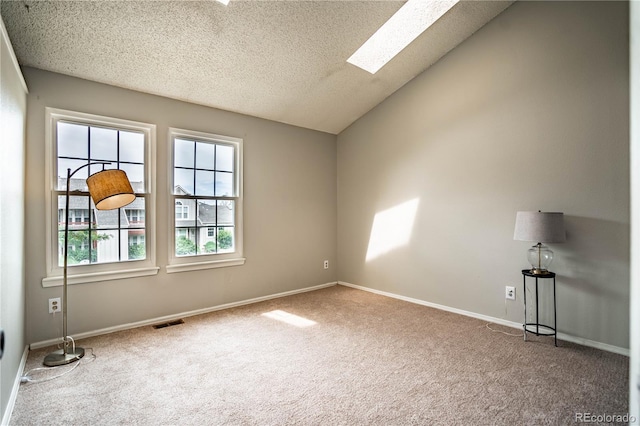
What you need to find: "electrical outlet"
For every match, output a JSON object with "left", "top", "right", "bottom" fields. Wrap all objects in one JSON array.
[
  {"left": 323, "top": 260, "right": 329, "bottom": 269},
  {"left": 49, "top": 297, "right": 61, "bottom": 314},
  {"left": 505, "top": 286, "right": 516, "bottom": 300}
]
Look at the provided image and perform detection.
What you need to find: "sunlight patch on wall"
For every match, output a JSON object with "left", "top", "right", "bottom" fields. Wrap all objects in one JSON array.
[
  {"left": 366, "top": 198, "right": 420, "bottom": 262},
  {"left": 262, "top": 310, "right": 317, "bottom": 328}
]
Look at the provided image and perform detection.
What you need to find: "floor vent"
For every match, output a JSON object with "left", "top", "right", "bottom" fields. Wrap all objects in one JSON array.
[{"left": 152, "top": 319, "right": 185, "bottom": 329}]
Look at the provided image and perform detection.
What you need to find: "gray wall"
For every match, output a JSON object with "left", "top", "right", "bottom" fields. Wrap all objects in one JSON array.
[
  {"left": 337, "top": 1, "right": 630, "bottom": 349},
  {"left": 0, "top": 17, "right": 27, "bottom": 423},
  {"left": 630, "top": 0, "right": 639, "bottom": 419},
  {"left": 23, "top": 67, "right": 337, "bottom": 344}
]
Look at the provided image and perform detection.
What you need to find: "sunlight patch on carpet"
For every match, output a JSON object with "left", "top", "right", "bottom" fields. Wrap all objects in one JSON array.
[{"left": 262, "top": 310, "right": 317, "bottom": 327}]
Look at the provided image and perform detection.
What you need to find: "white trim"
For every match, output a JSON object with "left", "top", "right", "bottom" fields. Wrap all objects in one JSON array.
[
  {"left": 44, "top": 108, "right": 157, "bottom": 283},
  {"left": 30, "top": 282, "right": 338, "bottom": 349},
  {"left": 166, "top": 257, "right": 245, "bottom": 274},
  {"left": 42, "top": 266, "right": 160, "bottom": 287},
  {"left": 1, "top": 346, "right": 29, "bottom": 426},
  {"left": 0, "top": 15, "right": 28, "bottom": 93},
  {"left": 169, "top": 127, "right": 243, "bottom": 146},
  {"left": 338, "top": 281, "right": 630, "bottom": 357},
  {"left": 555, "top": 333, "right": 629, "bottom": 357}
]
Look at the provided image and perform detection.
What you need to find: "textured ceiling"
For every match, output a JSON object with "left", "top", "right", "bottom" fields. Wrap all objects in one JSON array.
[{"left": 1, "top": 0, "right": 513, "bottom": 134}]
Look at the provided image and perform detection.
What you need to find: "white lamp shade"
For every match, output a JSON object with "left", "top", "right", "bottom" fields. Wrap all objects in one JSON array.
[{"left": 513, "top": 211, "right": 566, "bottom": 243}]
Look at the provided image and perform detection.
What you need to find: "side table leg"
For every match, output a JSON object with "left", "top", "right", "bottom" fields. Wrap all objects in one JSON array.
[
  {"left": 535, "top": 277, "right": 539, "bottom": 335},
  {"left": 553, "top": 276, "right": 557, "bottom": 347},
  {"left": 523, "top": 273, "right": 527, "bottom": 341}
]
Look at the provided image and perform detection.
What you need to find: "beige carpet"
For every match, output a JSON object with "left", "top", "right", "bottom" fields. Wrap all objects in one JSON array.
[{"left": 11, "top": 285, "right": 628, "bottom": 425}]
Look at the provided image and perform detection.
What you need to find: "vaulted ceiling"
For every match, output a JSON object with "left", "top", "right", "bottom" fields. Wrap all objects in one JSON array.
[{"left": 1, "top": 0, "right": 512, "bottom": 134}]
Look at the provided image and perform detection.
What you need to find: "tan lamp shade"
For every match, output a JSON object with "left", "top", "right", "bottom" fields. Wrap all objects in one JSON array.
[{"left": 86, "top": 169, "right": 136, "bottom": 210}]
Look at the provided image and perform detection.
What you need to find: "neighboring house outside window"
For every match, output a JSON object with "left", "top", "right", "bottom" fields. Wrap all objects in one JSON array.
[
  {"left": 175, "top": 202, "right": 189, "bottom": 220},
  {"left": 167, "top": 128, "right": 244, "bottom": 273},
  {"left": 126, "top": 208, "right": 145, "bottom": 224},
  {"left": 69, "top": 209, "right": 91, "bottom": 224},
  {"left": 43, "top": 108, "right": 158, "bottom": 287}
]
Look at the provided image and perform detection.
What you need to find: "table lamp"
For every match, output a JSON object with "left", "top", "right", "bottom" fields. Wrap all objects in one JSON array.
[{"left": 513, "top": 211, "right": 566, "bottom": 275}]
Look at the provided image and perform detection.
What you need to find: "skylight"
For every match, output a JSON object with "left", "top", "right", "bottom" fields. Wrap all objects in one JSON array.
[{"left": 347, "top": 0, "right": 460, "bottom": 74}]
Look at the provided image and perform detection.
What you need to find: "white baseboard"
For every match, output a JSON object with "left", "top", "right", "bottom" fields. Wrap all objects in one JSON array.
[
  {"left": 338, "top": 281, "right": 630, "bottom": 357},
  {"left": 1, "top": 345, "right": 29, "bottom": 426},
  {"left": 555, "top": 332, "right": 629, "bottom": 356},
  {"left": 31, "top": 281, "right": 338, "bottom": 350},
  {"left": 29, "top": 279, "right": 628, "bottom": 357}
]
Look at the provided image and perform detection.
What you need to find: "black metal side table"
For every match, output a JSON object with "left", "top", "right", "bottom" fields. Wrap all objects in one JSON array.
[{"left": 522, "top": 269, "right": 557, "bottom": 346}]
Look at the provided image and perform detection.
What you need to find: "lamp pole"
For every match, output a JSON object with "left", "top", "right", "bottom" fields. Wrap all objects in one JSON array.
[{"left": 44, "top": 161, "right": 112, "bottom": 367}]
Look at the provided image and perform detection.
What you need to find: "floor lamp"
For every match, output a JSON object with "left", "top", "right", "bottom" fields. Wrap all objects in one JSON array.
[{"left": 44, "top": 162, "right": 135, "bottom": 367}]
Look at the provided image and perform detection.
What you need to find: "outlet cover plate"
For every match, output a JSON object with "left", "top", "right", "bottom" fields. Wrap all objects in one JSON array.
[
  {"left": 49, "top": 297, "right": 61, "bottom": 314},
  {"left": 505, "top": 286, "right": 516, "bottom": 300}
]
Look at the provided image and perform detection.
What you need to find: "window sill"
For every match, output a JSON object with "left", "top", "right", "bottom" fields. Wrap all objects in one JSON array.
[
  {"left": 42, "top": 266, "right": 160, "bottom": 287},
  {"left": 165, "top": 257, "right": 246, "bottom": 274}
]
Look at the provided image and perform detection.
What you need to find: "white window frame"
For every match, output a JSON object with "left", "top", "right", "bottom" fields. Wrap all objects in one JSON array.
[
  {"left": 166, "top": 127, "right": 244, "bottom": 273},
  {"left": 42, "top": 108, "right": 159, "bottom": 287}
]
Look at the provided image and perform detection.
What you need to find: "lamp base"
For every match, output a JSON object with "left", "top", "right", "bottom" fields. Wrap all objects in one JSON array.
[
  {"left": 43, "top": 347, "right": 84, "bottom": 367},
  {"left": 529, "top": 267, "right": 549, "bottom": 275},
  {"left": 527, "top": 243, "right": 554, "bottom": 275}
]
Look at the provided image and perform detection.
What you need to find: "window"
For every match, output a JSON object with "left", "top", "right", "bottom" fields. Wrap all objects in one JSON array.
[
  {"left": 167, "top": 128, "right": 244, "bottom": 273},
  {"left": 126, "top": 209, "right": 145, "bottom": 223},
  {"left": 69, "top": 209, "right": 91, "bottom": 224},
  {"left": 43, "top": 108, "right": 158, "bottom": 287},
  {"left": 175, "top": 202, "right": 189, "bottom": 220}
]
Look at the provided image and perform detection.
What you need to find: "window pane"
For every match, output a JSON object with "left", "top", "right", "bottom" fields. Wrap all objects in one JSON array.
[
  {"left": 174, "top": 168, "right": 194, "bottom": 195},
  {"left": 124, "top": 197, "right": 146, "bottom": 228},
  {"left": 217, "top": 227, "right": 234, "bottom": 253},
  {"left": 88, "top": 163, "right": 113, "bottom": 177},
  {"left": 127, "top": 229, "right": 146, "bottom": 260},
  {"left": 202, "top": 232, "right": 217, "bottom": 254},
  {"left": 90, "top": 127, "right": 117, "bottom": 161},
  {"left": 120, "top": 131, "right": 145, "bottom": 163},
  {"left": 94, "top": 205, "right": 126, "bottom": 230},
  {"left": 57, "top": 158, "right": 89, "bottom": 191},
  {"left": 196, "top": 142, "right": 215, "bottom": 170},
  {"left": 95, "top": 229, "right": 120, "bottom": 264},
  {"left": 197, "top": 199, "right": 216, "bottom": 226},
  {"left": 217, "top": 200, "right": 234, "bottom": 226},
  {"left": 62, "top": 230, "right": 91, "bottom": 266},
  {"left": 174, "top": 139, "right": 194, "bottom": 168},
  {"left": 176, "top": 228, "right": 197, "bottom": 256},
  {"left": 58, "top": 195, "right": 91, "bottom": 230},
  {"left": 58, "top": 122, "right": 88, "bottom": 159},
  {"left": 216, "top": 144, "right": 234, "bottom": 172},
  {"left": 215, "top": 171, "right": 233, "bottom": 196},
  {"left": 195, "top": 170, "right": 215, "bottom": 196},
  {"left": 175, "top": 199, "right": 194, "bottom": 224},
  {"left": 120, "top": 163, "right": 145, "bottom": 191}
]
